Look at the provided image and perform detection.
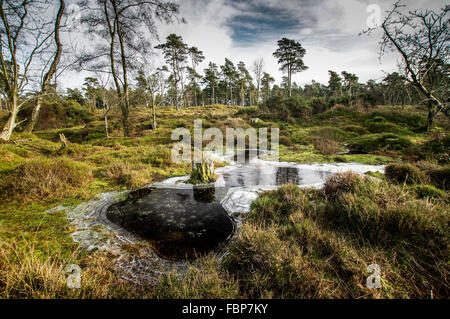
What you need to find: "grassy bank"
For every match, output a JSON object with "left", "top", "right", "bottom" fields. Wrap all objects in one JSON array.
[{"left": 0, "top": 103, "right": 448, "bottom": 298}]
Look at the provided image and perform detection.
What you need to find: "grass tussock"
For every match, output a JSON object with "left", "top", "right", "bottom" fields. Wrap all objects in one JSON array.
[
  {"left": 0, "top": 157, "right": 93, "bottom": 202},
  {"left": 212, "top": 177, "right": 448, "bottom": 298},
  {"left": 151, "top": 256, "right": 239, "bottom": 299},
  {"left": 385, "top": 162, "right": 450, "bottom": 191},
  {"left": 312, "top": 137, "right": 341, "bottom": 155},
  {"left": 0, "top": 239, "right": 137, "bottom": 298},
  {"left": 385, "top": 163, "right": 429, "bottom": 185}
]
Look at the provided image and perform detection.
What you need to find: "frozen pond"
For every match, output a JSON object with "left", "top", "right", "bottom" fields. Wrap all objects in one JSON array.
[
  {"left": 156, "top": 149, "right": 386, "bottom": 216},
  {"left": 57, "top": 148, "right": 385, "bottom": 280}
]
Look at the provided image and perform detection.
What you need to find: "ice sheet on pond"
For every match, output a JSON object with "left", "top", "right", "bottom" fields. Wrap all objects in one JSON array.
[{"left": 158, "top": 150, "right": 386, "bottom": 215}]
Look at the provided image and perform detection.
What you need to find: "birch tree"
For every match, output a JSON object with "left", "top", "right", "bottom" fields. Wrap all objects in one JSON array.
[
  {"left": 367, "top": 0, "right": 449, "bottom": 130},
  {"left": 0, "top": 0, "right": 56, "bottom": 141},
  {"left": 25, "top": 0, "right": 65, "bottom": 133},
  {"left": 79, "top": 0, "right": 181, "bottom": 136}
]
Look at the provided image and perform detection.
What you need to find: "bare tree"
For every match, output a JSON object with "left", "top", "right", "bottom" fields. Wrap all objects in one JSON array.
[
  {"left": 0, "top": 0, "right": 55, "bottom": 141},
  {"left": 25, "top": 0, "right": 65, "bottom": 132},
  {"left": 96, "top": 72, "right": 114, "bottom": 138},
  {"left": 252, "top": 57, "right": 264, "bottom": 104},
  {"left": 78, "top": 0, "right": 182, "bottom": 136},
  {"left": 135, "top": 67, "right": 166, "bottom": 129},
  {"left": 368, "top": 1, "right": 449, "bottom": 130}
]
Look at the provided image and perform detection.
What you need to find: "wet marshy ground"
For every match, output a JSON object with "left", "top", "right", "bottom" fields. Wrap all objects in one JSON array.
[{"left": 106, "top": 187, "right": 235, "bottom": 260}]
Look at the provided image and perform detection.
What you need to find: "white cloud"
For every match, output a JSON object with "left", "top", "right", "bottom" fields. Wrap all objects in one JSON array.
[{"left": 61, "top": 0, "right": 444, "bottom": 90}]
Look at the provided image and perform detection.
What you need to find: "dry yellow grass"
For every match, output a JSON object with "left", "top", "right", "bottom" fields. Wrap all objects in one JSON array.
[{"left": 0, "top": 239, "right": 139, "bottom": 298}]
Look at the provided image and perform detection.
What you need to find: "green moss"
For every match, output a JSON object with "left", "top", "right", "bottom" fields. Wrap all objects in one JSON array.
[
  {"left": 331, "top": 154, "right": 394, "bottom": 165},
  {"left": 0, "top": 202, "right": 79, "bottom": 260},
  {"left": 412, "top": 184, "right": 448, "bottom": 201},
  {"left": 279, "top": 146, "right": 327, "bottom": 164},
  {"left": 365, "top": 171, "right": 385, "bottom": 179}
]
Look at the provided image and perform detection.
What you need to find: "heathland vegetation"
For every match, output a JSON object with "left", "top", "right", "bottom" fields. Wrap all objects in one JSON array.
[{"left": 0, "top": 0, "right": 448, "bottom": 298}]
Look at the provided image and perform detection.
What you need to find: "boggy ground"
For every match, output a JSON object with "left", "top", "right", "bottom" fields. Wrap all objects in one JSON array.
[{"left": 0, "top": 103, "right": 448, "bottom": 298}]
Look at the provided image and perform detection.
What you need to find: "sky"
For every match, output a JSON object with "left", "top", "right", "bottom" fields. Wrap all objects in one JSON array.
[{"left": 62, "top": 0, "right": 447, "bottom": 90}]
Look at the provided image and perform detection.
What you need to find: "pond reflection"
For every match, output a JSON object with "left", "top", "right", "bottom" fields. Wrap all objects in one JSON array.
[
  {"left": 106, "top": 187, "right": 234, "bottom": 260},
  {"left": 220, "top": 165, "right": 333, "bottom": 187}
]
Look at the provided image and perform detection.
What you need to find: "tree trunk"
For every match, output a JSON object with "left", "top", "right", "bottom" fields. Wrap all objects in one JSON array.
[
  {"left": 152, "top": 100, "right": 157, "bottom": 130},
  {"left": 27, "top": 96, "right": 42, "bottom": 133},
  {"left": 0, "top": 95, "right": 18, "bottom": 141},
  {"left": 25, "top": 0, "right": 65, "bottom": 133},
  {"left": 288, "top": 65, "right": 291, "bottom": 97},
  {"left": 105, "top": 114, "right": 109, "bottom": 138},
  {"left": 0, "top": 110, "right": 17, "bottom": 141},
  {"left": 230, "top": 83, "right": 233, "bottom": 105},
  {"left": 121, "top": 103, "right": 130, "bottom": 136},
  {"left": 426, "top": 102, "right": 437, "bottom": 132}
]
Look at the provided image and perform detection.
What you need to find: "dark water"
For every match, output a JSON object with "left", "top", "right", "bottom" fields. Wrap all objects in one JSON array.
[{"left": 106, "top": 187, "right": 234, "bottom": 260}]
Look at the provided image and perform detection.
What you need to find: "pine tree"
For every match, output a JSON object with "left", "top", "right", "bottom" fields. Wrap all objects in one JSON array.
[
  {"left": 220, "top": 58, "right": 237, "bottom": 105},
  {"left": 273, "top": 38, "right": 308, "bottom": 97},
  {"left": 328, "top": 71, "right": 342, "bottom": 97},
  {"left": 155, "top": 34, "right": 188, "bottom": 110},
  {"left": 203, "top": 62, "right": 219, "bottom": 105}
]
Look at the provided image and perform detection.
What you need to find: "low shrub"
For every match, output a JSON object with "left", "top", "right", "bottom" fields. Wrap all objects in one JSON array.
[
  {"left": 350, "top": 133, "right": 412, "bottom": 153},
  {"left": 427, "top": 166, "right": 450, "bottom": 190},
  {"left": 385, "top": 163, "right": 429, "bottom": 185},
  {"left": 315, "top": 105, "right": 363, "bottom": 121},
  {"left": 310, "top": 126, "right": 348, "bottom": 141},
  {"left": 364, "top": 118, "right": 411, "bottom": 134},
  {"left": 279, "top": 135, "right": 294, "bottom": 146},
  {"left": 323, "top": 172, "right": 359, "bottom": 200},
  {"left": 24, "top": 100, "right": 92, "bottom": 131},
  {"left": 327, "top": 96, "right": 350, "bottom": 108},
  {"left": 310, "top": 97, "right": 327, "bottom": 114},
  {"left": 103, "top": 162, "right": 133, "bottom": 188},
  {"left": 367, "top": 111, "right": 427, "bottom": 132},
  {"left": 342, "top": 125, "right": 368, "bottom": 135},
  {"left": 420, "top": 135, "right": 450, "bottom": 164},
  {"left": 259, "top": 96, "right": 312, "bottom": 121},
  {"left": 312, "top": 137, "right": 341, "bottom": 155}
]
